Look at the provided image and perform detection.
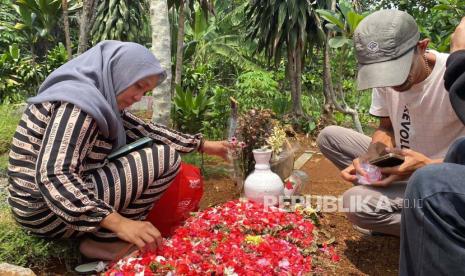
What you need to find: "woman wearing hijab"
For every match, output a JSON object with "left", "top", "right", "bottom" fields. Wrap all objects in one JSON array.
[{"left": 7, "top": 41, "right": 229, "bottom": 260}]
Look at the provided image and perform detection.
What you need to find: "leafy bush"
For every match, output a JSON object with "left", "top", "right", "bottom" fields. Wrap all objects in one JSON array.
[
  {"left": 234, "top": 70, "right": 282, "bottom": 111},
  {"left": 0, "top": 104, "right": 21, "bottom": 154},
  {"left": 172, "top": 86, "right": 213, "bottom": 134},
  {"left": 0, "top": 0, "right": 26, "bottom": 50},
  {"left": 0, "top": 43, "right": 68, "bottom": 104},
  {"left": 235, "top": 109, "right": 278, "bottom": 175},
  {"left": 202, "top": 85, "right": 234, "bottom": 140}
]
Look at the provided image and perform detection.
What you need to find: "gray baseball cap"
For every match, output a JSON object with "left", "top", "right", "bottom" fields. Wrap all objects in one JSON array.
[{"left": 354, "top": 10, "right": 420, "bottom": 90}]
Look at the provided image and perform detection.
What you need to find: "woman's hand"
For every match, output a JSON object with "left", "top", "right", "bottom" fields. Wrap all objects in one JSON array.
[
  {"left": 101, "top": 212, "right": 162, "bottom": 250},
  {"left": 202, "top": 140, "right": 231, "bottom": 161}
]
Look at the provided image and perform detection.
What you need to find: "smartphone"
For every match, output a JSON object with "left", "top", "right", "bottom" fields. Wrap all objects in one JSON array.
[
  {"left": 369, "top": 153, "right": 405, "bottom": 167},
  {"left": 107, "top": 137, "right": 153, "bottom": 161}
]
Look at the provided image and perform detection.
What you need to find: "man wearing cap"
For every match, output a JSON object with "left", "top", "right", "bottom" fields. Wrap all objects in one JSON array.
[
  {"left": 399, "top": 17, "right": 465, "bottom": 275},
  {"left": 317, "top": 9, "right": 465, "bottom": 236}
]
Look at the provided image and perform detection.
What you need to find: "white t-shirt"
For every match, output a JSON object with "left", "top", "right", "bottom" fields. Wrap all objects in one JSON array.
[{"left": 369, "top": 50, "right": 465, "bottom": 159}]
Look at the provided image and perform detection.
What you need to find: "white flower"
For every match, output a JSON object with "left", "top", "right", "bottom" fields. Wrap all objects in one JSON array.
[
  {"left": 257, "top": 258, "right": 270, "bottom": 266},
  {"left": 224, "top": 267, "right": 238, "bottom": 276},
  {"left": 155, "top": 256, "right": 166, "bottom": 262},
  {"left": 278, "top": 259, "right": 290, "bottom": 269},
  {"left": 95, "top": 261, "right": 107, "bottom": 272}
]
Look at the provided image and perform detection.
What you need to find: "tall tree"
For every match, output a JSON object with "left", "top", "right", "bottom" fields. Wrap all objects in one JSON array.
[
  {"left": 150, "top": 0, "right": 172, "bottom": 125},
  {"left": 317, "top": 0, "right": 367, "bottom": 133},
  {"left": 245, "top": 0, "right": 322, "bottom": 118},
  {"left": 78, "top": 0, "right": 98, "bottom": 54},
  {"left": 61, "top": 0, "right": 72, "bottom": 59},
  {"left": 169, "top": 0, "right": 214, "bottom": 90}
]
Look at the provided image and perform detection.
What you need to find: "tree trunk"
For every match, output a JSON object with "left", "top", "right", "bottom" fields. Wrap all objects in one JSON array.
[
  {"left": 322, "top": 31, "right": 335, "bottom": 120},
  {"left": 294, "top": 40, "right": 304, "bottom": 117},
  {"left": 323, "top": 35, "right": 363, "bottom": 133},
  {"left": 174, "top": 0, "right": 185, "bottom": 90},
  {"left": 320, "top": 0, "right": 363, "bottom": 133},
  {"left": 287, "top": 44, "right": 304, "bottom": 117},
  {"left": 62, "top": 0, "right": 72, "bottom": 59},
  {"left": 150, "top": 0, "right": 172, "bottom": 125},
  {"left": 287, "top": 47, "right": 297, "bottom": 114},
  {"left": 78, "top": 0, "right": 97, "bottom": 54}
]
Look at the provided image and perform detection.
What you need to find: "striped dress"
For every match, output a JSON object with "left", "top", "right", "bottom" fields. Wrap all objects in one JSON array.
[{"left": 7, "top": 101, "right": 201, "bottom": 241}]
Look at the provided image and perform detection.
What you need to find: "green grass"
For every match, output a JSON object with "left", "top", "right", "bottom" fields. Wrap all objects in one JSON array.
[
  {"left": 0, "top": 204, "right": 80, "bottom": 271},
  {"left": 0, "top": 153, "right": 8, "bottom": 177},
  {"left": 0, "top": 104, "right": 21, "bottom": 154},
  {"left": 181, "top": 152, "right": 229, "bottom": 179}
]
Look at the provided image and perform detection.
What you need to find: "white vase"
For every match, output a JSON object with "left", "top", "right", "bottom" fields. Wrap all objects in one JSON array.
[{"left": 244, "top": 149, "right": 284, "bottom": 205}]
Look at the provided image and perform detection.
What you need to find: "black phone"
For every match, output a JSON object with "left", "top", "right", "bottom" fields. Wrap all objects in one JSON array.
[
  {"left": 107, "top": 137, "right": 153, "bottom": 161},
  {"left": 369, "top": 153, "right": 405, "bottom": 167}
]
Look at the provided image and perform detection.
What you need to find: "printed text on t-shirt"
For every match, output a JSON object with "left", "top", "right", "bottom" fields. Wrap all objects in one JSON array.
[{"left": 399, "top": 105, "right": 410, "bottom": 149}]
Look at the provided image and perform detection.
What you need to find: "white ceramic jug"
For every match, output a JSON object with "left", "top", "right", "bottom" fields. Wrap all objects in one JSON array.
[{"left": 244, "top": 149, "right": 284, "bottom": 205}]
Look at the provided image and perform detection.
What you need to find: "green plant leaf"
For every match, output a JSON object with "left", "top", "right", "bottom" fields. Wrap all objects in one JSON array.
[
  {"left": 347, "top": 11, "right": 365, "bottom": 34},
  {"left": 328, "top": 36, "right": 351, "bottom": 48},
  {"left": 316, "top": 9, "right": 344, "bottom": 31}
]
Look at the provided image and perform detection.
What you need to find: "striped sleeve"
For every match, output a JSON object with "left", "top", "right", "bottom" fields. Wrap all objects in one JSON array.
[
  {"left": 121, "top": 110, "right": 202, "bottom": 153},
  {"left": 35, "top": 102, "right": 114, "bottom": 232}
]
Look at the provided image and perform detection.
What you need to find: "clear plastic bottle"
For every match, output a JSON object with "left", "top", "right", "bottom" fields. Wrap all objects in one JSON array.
[{"left": 284, "top": 170, "right": 309, "bottom": 196}]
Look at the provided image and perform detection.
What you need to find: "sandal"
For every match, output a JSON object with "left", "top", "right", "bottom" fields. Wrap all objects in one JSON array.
[{"left": 75, "top": 261, "right": 108, "bottom": 275}]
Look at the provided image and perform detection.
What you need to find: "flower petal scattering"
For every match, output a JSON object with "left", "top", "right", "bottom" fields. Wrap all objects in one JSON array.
[{"left": 105, "top": 200, "right": 339, "bottom": 275}]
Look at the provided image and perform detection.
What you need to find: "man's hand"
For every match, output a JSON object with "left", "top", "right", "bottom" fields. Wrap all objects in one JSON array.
[
  {"left": 451, "top": 17, "right": 465, "bottom": 53},
  {"left": 378, "top": 148, "right": 436, "bottom": 177},
  {"left": 341, "top": 142, "right": 388, "bottom": 182},
  {"left": 341, "top": 164, "right": 358, "bottom": 182},
  {"left": 101, "top": 212, "right": 162, "bottom": 251},
  {"left": 370, "top": 174, "right": 407, "bottom": 187}
]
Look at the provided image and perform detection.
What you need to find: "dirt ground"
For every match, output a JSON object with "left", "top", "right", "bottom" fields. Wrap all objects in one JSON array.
[{"left": 199, "top": 136, "right": 400, "bottom": 276}]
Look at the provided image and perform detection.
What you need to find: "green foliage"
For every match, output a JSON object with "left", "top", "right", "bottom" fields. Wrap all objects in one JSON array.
[
  {"left": 235, "top": 109, "right": 278, "bottom": 175},
  {"left": 0, "top": 43, "right": 68, "bottom": 104},
  {"left": 362, "top": 0, "right": 464, "bottom": 52},
  {"left": 91, "top": 0, "right": 150, "bottom": 45},
  {"left": 234, "top": 70, "right": 282, "bottom": 111},
  {"left": 316, "top": 0, "right": 368, "bottom": 49},
  {"left": 13, "top": 0, "right": 63, "bottom": 53},
  {"left": 172, "top": 86, "right": 213, "bottom": 134},
  {"left": 182, "top": 3, "right": 257, "bottom": 71},
  {"left": 0, "top": 0, "right": 26, "bottom": 49},
  {"left": 0, "top": 104, "right": 21, "bottom": 155},
  {"left": 46, "top": 42, "right": 69, "bottom": 69},
  {"left": 0, "top": 206, "right": 79, "bottom": 269},
  {"left": 245, "top": 0, "right": 322, "bottom": 65},
  {"left": 201, "top": 85, "right": 234, "bottom": 140},
  {"left": 182, "top": 63, "right": 215, "bottom": 96},
  {"left": 421, "top": 0, "right": 465, "bottom": 52}
]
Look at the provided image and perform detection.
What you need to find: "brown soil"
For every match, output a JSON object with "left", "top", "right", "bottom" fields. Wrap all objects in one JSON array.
[{"left": 199, "top": 136, "right": 399, "bottom": 276}]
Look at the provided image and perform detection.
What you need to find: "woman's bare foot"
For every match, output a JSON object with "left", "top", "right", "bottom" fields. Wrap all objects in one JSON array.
[{"left": 79, "top": 238, "right": 137, "bottom": 261}]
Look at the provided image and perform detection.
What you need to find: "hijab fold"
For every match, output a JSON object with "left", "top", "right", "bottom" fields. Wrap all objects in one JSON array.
[{"left": 28, "top": 40, "right": 166, "bottom": 152}]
